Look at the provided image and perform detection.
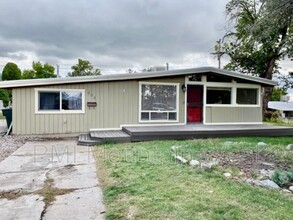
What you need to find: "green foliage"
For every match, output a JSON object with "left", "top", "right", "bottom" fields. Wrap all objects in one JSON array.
[
  {"left": 22, "top": 61, "right": 56, "bottom": 79},
  {"left": 22, "top": 69, "right": 36, "bottom": 79},
  {"left": 0, "top": 89, "right": 10, "bottom": 107},
  {"left": 264, "top": 110, "right": 281, "bottom": 122},
  {"left": 270, "top": 87, "right": 287, "bottom": 101},
  {"left": 271, "top": 168, "right": 293, "bottom": 187},
  {"left": 219, "top": 0, "right": 293, "bottom": 110},
  {"left": 68, "top": 59, "right": 101, "bottom": 77},
  {"left": 2, "top": 62, "right": 21, "bottom": 81},
  {"left": 222, "top": 0, "right": 293, "bottom": 78}
]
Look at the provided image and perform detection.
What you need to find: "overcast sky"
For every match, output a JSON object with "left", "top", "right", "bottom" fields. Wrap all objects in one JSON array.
[
  {"left": 0, "top": 0, "right": 231, "bottom": 75},
  {"left": 0, "top": 0, "right": 292, "bottom": 77}
]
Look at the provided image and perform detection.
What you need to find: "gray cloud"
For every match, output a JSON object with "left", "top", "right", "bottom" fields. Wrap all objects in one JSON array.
[{"left": 0, "top": 0, "right": 229, "bottom": 70}]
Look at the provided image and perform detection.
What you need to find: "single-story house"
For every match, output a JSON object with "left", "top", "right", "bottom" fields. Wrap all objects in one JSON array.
[
  {"left": 0, "top": 67, "right": 277, "bottom": 135},
  {"left": 268, "top": 101, "right": 293, "bottom": 118}
]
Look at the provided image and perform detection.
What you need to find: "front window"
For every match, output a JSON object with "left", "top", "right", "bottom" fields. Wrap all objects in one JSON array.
[
  {"left": 140, "top": 83, "right": 178, "bottom": 121},
  {"left": 36, "top": 89, "right": 84, "bottom": 113},
  {"left": 61, "top": 91, "right": 82, "bottom": 110},
  {"left": 39, "top": 92, "right": 60, "bottom": 110},
  {"left": 206, "top": 87, "right": 231, "bottom": 104},
  {"left": 236, "top": 88, "right": 258, "bottom": 105}
]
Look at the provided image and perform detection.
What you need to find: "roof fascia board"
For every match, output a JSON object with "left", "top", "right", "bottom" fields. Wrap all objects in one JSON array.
[{"left": 0, "top": 67, "right": 277, "bottom": 89}]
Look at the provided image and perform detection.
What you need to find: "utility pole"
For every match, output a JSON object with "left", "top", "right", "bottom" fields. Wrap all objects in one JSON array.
[
  {"left": 211, "top": 39, "right": 225, "bottom": 69},
  {"left": 56, "top": 64, "right": 60, "bottom": 77}
]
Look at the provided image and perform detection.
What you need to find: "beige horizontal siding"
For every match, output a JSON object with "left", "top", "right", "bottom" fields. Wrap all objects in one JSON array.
[
  {"left": 205, "top": 106, "right": 262, "bottom": 123},
  {"left": 12, "top": 76, "right": 186, "bottom": 135}
]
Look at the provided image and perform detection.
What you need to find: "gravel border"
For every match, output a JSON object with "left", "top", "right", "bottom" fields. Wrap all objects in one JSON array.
[
  {"left": 0, "top": 120, "right": 79, "bottom": 162},
  {"left": 0, "top": 135, "right": 49, "bottom": 162},
  {"left": 0, "top": 134, "right": 75, "bottom": 162}
]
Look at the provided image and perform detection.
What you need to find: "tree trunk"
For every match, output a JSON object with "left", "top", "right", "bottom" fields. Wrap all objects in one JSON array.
[
  {"left": 262, "top": 86, "right": 273, "bottom": 115},
  {"left": 261, "top": 58, "right": 276, "bottom": 117}
]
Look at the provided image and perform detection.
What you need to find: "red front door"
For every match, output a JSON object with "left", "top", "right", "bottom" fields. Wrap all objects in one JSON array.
[{"left": 187, "top": 85, "right": 203, "bottom": 123}]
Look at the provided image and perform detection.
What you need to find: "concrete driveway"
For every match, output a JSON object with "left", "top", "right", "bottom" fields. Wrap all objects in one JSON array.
[{"left": 0, "top": 140, "right": 105, "bottom": 220}]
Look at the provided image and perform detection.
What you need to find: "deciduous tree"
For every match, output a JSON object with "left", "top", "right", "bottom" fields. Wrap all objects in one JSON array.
[
  {"left": 68, "top": 59, "right": 101, "bottom": 77},
  {"left": 219, "top": 0, "right": 293, "bottom": 112},
  {"left": 22, "top": 61, "right": 56, "bottom": 79},
  {"left": 270, "top": 87, "right": 287, "bottom": 101},
  {"left": 2, "top": 62, "right": 21, "bottom": 81}
]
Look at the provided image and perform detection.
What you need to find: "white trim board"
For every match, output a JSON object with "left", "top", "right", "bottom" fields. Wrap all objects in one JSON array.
[
  {"left": 204, "top": 122, "right": 263, "bottom": 125},
  {"left": 90, "top": 123, "right": 187, "bottom": 131}
]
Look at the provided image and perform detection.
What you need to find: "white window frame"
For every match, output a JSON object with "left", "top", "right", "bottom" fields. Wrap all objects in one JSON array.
[
  {"left": 206, "top": 86, "right": 233, "bottom": 106},
  {"left": 235, "top": 85, "right": 260, "bottom": 107},
  {"left": 35, "top": 88, "right": 85, "bottom": 114},
  {"left": 139, "top": 82, "right": 179, "bottom": 123},
  {"left": 203, "top": 82, "right": 261, "bottom": 108}
]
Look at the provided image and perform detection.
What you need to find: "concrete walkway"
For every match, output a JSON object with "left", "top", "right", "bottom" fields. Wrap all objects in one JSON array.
[{"left": 0, "top": 140, "right": 105, "bottom": 220}]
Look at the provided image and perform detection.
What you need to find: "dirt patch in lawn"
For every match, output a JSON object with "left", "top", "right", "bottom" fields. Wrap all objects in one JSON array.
[{"left": 203, "top": 151, "right": 292, "bottom": 177}]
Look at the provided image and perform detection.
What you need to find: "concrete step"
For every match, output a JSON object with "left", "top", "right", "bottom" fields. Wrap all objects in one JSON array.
[{"left": 78, "top": 134, "right": 102, "bottom": 146}]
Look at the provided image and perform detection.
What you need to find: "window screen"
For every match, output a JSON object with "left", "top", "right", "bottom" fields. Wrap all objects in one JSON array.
[
  {"left": 39, "top": 92, "right": 60, "bottom": 110},
  {"left": 237, "top": 88, "right": 258, "bottom": 105}
]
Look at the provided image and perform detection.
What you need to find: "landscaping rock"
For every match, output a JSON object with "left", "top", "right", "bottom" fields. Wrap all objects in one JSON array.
[
  {"left": 282, "top": 189, "right": 292, "bottom": 194},
  {"left": 189, "top": 160, "right": 200, "bottom": 167},
  {"left": 257, "top": 142, "right": 267, "bottom": 147},
  {"left": 286, "top": 144, "right": 293, "bottom": 151},
  {"left": 260, "top": 162, "right": 275, "bottom": 167},
  {"left": 255, "top": 175, "right": 265, "bottom": 180},
  {"left": 253, "top": 179, "right": 280, "bottom": 189},
  {"left": 239, "top": 171, "right": 245, "bottom": 176},
  {"left": 171, "top": 145, "right": 181, "bottom": 152},
  {"left": 245, "top": 178, "right": 253, "bottom": 184},
  {"left": 259, "top": 169, "right": 274, "bottom": 179},
  {"left": 174, "top": 155, "right": 187, "bottom": 164},
  {"left": 289, "top": 186, "right": 293, "bottom": 192},
  {"left": 224, "top": 173, "right": 232, "bottom": 178},
  {"left": 201, "top": 160, "right": 219, "bottom": 169}
]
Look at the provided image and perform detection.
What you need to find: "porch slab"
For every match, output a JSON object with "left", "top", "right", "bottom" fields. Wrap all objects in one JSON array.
[{"left": 123, "top": 124, "right": 293, "bottom": 141}]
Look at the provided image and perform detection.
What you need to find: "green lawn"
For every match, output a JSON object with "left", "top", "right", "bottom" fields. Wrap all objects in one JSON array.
[{"left": 94, "top": 137, "right": 293, "bottom": 220}]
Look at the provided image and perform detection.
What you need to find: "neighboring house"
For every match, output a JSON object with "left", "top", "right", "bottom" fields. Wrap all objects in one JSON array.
[
  {"left": 0, "top": 67, "right": 277, "bottom": 135},
  {"left": 268, "top": 101, "right": 293, "bottom": 119}
]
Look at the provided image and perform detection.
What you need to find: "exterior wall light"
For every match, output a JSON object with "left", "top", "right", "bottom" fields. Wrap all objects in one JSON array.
[{"left": 181, "top": 84, "right": 186, "bottom": 92}]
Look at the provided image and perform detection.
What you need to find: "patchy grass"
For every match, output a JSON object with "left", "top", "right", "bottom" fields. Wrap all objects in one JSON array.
[
  {"left": 0, "top": 190, "right": 28, "bottom": 200},
  {"left": 0, "top": 113, "right": 5, "bottom": 120},
  {"left": 35, "top": 178, "right": 75, "bottom": 205},
  {"left": 35, "top": 176, "right": 75, "bottom": 218},
  {"left": 94, "top": 137, "right": 293, "bottom": 220},
  {"left": 264, "top": 121, "right": 293, "bottom": 127}
]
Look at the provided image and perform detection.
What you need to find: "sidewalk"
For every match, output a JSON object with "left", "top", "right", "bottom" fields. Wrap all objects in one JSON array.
[{"left": 0, "top": 140, "right": 105, "bottom": 220}]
